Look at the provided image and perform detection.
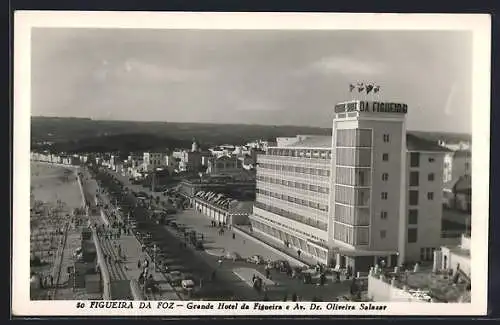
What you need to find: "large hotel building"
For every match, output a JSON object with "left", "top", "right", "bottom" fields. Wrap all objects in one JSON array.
[{"left": 250, "top": 100, "right": 449, "bottom": 272}]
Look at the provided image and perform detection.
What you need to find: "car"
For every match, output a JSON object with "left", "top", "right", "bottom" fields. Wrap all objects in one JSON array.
[
  {"left": 194, "top": 241, "right": 204, "bottom": 250},
  {"left": 181, "top": 279, "right": 195, "bottom": 292},
  {"left": 247, "top": 255, "right": 265, "bottom": 265}
]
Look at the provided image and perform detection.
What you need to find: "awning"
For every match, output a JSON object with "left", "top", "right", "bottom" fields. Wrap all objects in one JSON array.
[{"left": 332, "top": 247, "right": 399, "bottom": 257}]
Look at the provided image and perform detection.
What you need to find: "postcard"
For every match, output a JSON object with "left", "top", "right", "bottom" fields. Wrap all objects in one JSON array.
[{"left": 13, "top": 11, "right": 491, "bottom": 316}]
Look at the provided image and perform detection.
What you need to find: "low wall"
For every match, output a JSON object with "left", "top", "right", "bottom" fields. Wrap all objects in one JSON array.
[
  {"left": 91, "top": 227, "right": 111, "bottom": 300},
  {"left": 367, "top": 274, "right": 430, "bottom": 302},
  {"left": 76, "top": 173, "right": 87, "bottom": 208},
  {"left": 130, "top": 279, "right": 146, "bottom": 300},
  {"left": 232, "top": 227, "right": 307, "bottom": 268}
]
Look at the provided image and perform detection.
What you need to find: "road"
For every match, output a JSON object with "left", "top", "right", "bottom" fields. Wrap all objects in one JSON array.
[{"left": 105, "top": 168, "right": 352, "bottom": 301}]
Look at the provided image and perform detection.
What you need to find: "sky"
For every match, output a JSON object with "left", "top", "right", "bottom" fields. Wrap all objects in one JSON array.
[{"left": 31, "top": 28, "right": 472, "bottom": 133}]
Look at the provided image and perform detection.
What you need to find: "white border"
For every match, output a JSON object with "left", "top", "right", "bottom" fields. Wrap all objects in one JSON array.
[{"left": 13, "top": 11, "right": 491, "bottom": 316}]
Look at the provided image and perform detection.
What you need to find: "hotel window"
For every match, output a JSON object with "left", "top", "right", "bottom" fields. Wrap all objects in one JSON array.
[
  {"left": 380, "top": 230, "right": 387, "bottom": 239},
  {"left": 380, "top": 211, "right": 388, "bottom": 220},
  {"left": 383, "top": 134, "right": 390, "bottom": 143},
  {"left": 410, "top": 171, "right": 419, "bottom": 186},
  {"left": 410, "top": 152, "right": 420, "bottom": 167},
  {"left": 381, "top": 192, "right": 388, "bottom": 200},
  {"left": 356, "top": 227, "right": 369, "bottom": 245},
  {"left": 428, "top": 173, "right": 435, "bottom": 181},
  {"left": 408, "top": 209, "right": 418, "bottom": 225},
  {"left": 382, "top": 153, "right": 389, "bottom": 161},
  {"left": 427, "top": 192, "right": 434, "bottom": 200},
  {"left": 358, "top": 170, "right": 369, "bottom": 186},
  {"left": 382, "top": 173, "right": 389, "bottom": 181},
  {"left": 409, "top": 190, "right": 419, "bottom": 206},
  {"left": 408, "top": 228, "right": 418, "bottom": 243}
]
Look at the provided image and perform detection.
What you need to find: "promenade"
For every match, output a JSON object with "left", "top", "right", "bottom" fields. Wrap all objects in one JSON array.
[{"left": 81, "top": 168, "right": 179, "bottom": 300}]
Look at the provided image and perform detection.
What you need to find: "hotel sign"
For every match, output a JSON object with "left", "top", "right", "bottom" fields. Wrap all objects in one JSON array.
[{"left": 334, "top": 101, "right": 408, "bottom": 114}]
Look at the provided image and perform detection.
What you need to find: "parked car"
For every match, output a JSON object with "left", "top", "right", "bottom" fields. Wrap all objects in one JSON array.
[
  {"left": 247, "top": 255, "right": 265, "bottom": 265},
  {"left": 194, "top": 241, "right": 204, "bottom": 250},
  {"left": 181, "top": 279, "right": 195, "bottom": 292}
]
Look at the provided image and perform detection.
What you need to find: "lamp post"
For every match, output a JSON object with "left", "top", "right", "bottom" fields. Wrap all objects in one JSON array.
[{"left": 153, "top": 244, "right": 158, "bottom": 272}]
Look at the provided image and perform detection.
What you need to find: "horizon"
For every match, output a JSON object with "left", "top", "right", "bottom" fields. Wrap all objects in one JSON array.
[{"left": 31, "top": 115, "right": 472, "bottom": 137}]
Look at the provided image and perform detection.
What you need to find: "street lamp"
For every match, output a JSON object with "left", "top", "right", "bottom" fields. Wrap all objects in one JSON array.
[{"left": 153, "top": 244, "right": 158, "bottom": 272}]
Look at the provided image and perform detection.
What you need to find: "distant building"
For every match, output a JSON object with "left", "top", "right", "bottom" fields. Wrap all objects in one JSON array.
[
  {"left": 207, "top": 155, "right": 242, "bottom": 175},
  {"left": 250, "top": 99, "right": 450, "bottom": 271},
  {"left": 163, "top": 153, "right": 178, "bottom": 175},
  {"left": 179, "top": 139, "right": 204, "bottom": 173},
  {"left": 443, "top": 175, "right": 471, "bottom": 213},
  {"left": 193, "top": 190, "right": 253, "bottom": 225},
  {"left": 443, "top": 150, "right": 471, "bottom": 183},
  {"left": 143, "top": 151, "right": 167, "bottom": 172}
]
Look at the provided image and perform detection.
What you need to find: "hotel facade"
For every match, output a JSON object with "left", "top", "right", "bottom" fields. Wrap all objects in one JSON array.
[{"left": 250, "top": 100, "right": 449, "bottom": 272}]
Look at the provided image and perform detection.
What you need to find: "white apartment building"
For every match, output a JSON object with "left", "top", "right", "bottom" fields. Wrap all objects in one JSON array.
[
  {"left": 250, "top": 100, "right": 449, "bottom": 272},
  {"left": 443, "top": 150, "right": 471, "bottom": 183},
  {"left": 142, "top": 152, "right": 166, "bottom": 172}
]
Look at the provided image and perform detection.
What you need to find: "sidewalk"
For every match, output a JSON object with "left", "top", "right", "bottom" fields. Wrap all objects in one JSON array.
[
  {"left": 116, "top": 233, "right": 180, "bottom": 300},
  {"left": 234, "top": 225, "right": 317, "bottom": 267},
  {"left": 173, "top": 209, "right": 289, "bottom": 264},
  {"left": 85, "top": 171, "right": 180, "bottom": 300}
]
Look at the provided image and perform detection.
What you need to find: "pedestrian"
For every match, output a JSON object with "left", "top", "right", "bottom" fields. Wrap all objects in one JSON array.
[
  {"left": 137, "top": 260, "right": 141, "bottom": 269},
  {"left": 201, "top": 234, "right": 204, "bottom": 241},
  {"left": 232, "top": 233, "right": 235, "bottom": 240},
  {"left": 252, "top": 274, "right": 256, "bottom": 283}
]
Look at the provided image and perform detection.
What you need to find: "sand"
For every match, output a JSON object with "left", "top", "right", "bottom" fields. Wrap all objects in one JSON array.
[
  {"left": 31, "top": 162, "right": 82, "bottom": 210},
  {"left": 30, "top": 162, "right": 84, "bottom": 299}
]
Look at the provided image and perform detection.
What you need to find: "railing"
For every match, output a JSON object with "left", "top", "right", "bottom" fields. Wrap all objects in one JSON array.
[{"left": 258, "top": 155, "right": 329, "bottom": 165}]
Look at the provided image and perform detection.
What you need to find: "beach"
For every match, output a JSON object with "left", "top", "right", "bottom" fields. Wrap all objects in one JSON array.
[{"left": 30, "top": 162, "right": 84, "bottom": 300}]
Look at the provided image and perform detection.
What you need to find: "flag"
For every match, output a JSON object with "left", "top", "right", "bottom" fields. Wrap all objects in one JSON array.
[
  {"left": 374, "top": 85, "right": 380, "bottom": 93},
  {"left": 357, "top": 83, "right": 365, "bottom": 92},
  {"left": 349, "top": 83, "right": 355, "bottom": 92},
  {"left": 366, "top": 84, "right": 374, "bottom": 94}
]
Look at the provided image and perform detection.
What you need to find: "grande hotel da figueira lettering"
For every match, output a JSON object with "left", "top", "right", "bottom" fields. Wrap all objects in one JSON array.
[{"left": 335, "top": 101, "right": 409, "bottom": 114}]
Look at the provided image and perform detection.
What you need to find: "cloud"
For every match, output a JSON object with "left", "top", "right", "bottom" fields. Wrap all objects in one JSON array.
[
  {"left": 92, "top": 58, "right": 214, "bottom": 84},
  {"left": 307, "top": 56, "right": 386, "bottom": 77}
]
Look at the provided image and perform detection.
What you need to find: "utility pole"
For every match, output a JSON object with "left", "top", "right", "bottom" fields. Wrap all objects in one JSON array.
[{"left": 153, "top": 244, "right": 157, "bottom": 272}]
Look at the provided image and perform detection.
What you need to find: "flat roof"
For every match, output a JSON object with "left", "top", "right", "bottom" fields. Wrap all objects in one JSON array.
[{"left": 267, "top": 132, "right": 450, "bottom": 152}]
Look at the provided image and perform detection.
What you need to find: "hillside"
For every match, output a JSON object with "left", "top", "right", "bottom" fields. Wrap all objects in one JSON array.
[
  {"left": 30, "top": 116, "right": 332, "bottom": 146},
  {"left": 31, "top": 116, "right": 471, "bottom": 153}
]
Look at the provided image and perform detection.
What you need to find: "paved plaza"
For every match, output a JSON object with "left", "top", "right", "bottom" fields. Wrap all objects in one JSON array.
[{"left": 173, "top": 208, "right": 297, "bottom": 265}]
